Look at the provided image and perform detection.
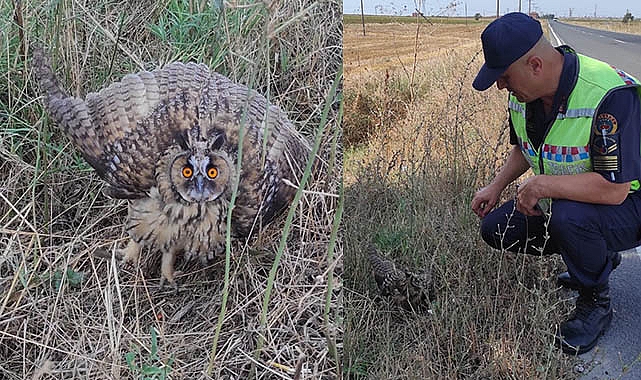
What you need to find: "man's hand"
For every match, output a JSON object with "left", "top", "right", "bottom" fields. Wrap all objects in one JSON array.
[
  {"left": 471, "top": 145, "right": 530, "bottom": 218},
  {"left": 516, "top": 176, "right": 544, "bottom": 216},
  {"left": 471, "top": 184, "right": 502, "bottom": 218}
]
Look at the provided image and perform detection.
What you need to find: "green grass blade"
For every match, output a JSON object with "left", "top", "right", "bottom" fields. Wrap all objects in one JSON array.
[
  {"left": 206, "top": 72, "right": 255, "bottom": 376},
  {"left": 324, "top": 85, "right": 343, "bottom": 367},
  {"left": 252, "top": 65, "right": 343, "bottom": 361},
  {"left": 324, "top": 179, "right": 343, "bottom": 364}
]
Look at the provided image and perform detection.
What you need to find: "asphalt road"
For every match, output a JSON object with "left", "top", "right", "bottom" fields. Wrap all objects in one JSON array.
[
  {"left": 549, "top": 20, "right": 641, "bottom": 79},
  {"left": 548, "top": 21, "right": 641, "bottom": 380}
]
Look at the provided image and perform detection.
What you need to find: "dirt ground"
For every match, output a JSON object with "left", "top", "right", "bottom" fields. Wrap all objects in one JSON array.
[{"left": 344, "top": 17, "right": 641, "bottom": 84}]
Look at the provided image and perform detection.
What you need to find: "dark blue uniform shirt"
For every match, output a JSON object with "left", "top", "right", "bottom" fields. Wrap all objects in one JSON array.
[{"left": 509, "top": 46, "right": 641, "bottom": 184}]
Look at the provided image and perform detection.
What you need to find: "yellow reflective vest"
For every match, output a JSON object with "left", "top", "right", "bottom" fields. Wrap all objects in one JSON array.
[{"left": 509, "top": 53, "right": 641, "bottom": 193}]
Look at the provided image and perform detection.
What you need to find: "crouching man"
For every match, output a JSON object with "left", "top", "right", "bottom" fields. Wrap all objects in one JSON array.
[{"left": 471, "top": 12, "right": 641, "bottom": 354}]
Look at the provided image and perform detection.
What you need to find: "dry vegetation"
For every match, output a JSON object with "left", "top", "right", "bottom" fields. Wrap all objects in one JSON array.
[
  {"left": 343, "top": 21, "right": 578, "bottom": 379},
  {"left": 0, "top": 1, "right": 341, "bottom": 379},
  {"left": 564, "top": 18, "right": 641, "bottom": 35},
  {"left": 344, "top": 23, "right": 481, "bottom": 79}
]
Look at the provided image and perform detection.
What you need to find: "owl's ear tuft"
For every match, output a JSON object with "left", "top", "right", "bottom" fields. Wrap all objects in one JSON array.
[
  {"left": 175, "top": 131, "right": 190, "bottom": 150},
  {"left": 209, "top": 133, "right": 226, "bottom": 151}
]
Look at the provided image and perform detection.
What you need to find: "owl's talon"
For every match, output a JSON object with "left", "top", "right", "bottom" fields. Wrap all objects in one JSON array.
[
  {"left": 159, "top": 265, "right": 182, "bottom": 290},
  {"left": 184, "top": 251, "right": 195, "bottom": 261},
  {"left": 118, "top": 241, "right": 141, "bottom": 268},
  {"left": 159, "top": 271, "right": 182, "bottom": 293},
  {"left": 118, "top": 256, "right": 132, "bottom": 270},
  {"left": 159, "top": 277, "right": 170, "bottom": 291},
  {"left": 159, "top": 278, "right": 178, "bottom": 293}
]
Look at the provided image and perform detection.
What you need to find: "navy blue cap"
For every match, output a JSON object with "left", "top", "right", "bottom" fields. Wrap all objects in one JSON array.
[{"left": 473, "top": 12, "right": 543, "bottom": 91}]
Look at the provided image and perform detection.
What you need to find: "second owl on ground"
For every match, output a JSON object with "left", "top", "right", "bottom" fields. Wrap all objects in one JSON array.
[{"left": 368, "top": 244, "right": 435, "bottom": 311}]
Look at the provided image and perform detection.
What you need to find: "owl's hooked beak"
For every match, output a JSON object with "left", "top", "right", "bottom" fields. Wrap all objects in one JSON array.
[
  {"left": 195, "top": 175, "right": 205, "bottom": 192},
  {"left": 188, "top": 174, "right": 213, "bottom": 203}
]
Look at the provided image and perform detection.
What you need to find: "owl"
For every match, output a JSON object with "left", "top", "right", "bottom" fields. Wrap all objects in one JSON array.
[
  {"left": 367, "top": 245, "right": 434, "bottom": 311},
  {"left": 368, "top": 245, "right": 407, "bottom": 297},
  {"left": 32, "top": 47, "right": 311, "bottom": 289},
  {"left": 405, "top": 268, "right": 433, "bottom": 309}
]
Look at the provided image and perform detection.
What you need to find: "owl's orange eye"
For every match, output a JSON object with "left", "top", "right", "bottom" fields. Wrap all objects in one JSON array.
[
  {"left": 207, "top": 167, "right": 218, "bottom": 179},
  {"left": 182, "top": 166, "right": 193, "bottom": 178}
]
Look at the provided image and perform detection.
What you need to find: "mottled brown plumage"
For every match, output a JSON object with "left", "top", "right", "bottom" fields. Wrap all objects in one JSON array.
[
  {"left": 368, "top": 245, "right": 433, "bottom": 311},
  {"left": 33, "top": 47, "right": 311, "bottom": 287},
  {"left": 368, "top": 246, "right": 407, "bottom": 296}
]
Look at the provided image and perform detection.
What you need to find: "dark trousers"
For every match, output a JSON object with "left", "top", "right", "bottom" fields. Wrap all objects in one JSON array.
[{"left": 480, "top": 194, "right": 641, "bottom": 288}]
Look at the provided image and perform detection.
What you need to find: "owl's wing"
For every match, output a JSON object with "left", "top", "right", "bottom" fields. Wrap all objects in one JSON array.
[
  {"left": 367, "top": 247, "right": 408, "bottom": 295},
  {"left": 199, "top": 73, "right": 312, "bottom": 233},
  {"left": 33, "top": 47, "right": 210, "bottom": 198}
]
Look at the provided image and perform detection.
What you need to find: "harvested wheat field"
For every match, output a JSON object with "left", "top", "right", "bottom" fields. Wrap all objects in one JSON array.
[
  {"left": 344, "top": 23, "right": 482, "bottom": 79},
  {"left": 343, "top": 19, "right": 578, "bottom": 379},
  {"left": 565, "top": 18, "right": 641, "bottom": 35},
  {"left": 0, "top": 1, "right": 342, "bottom": 379}
]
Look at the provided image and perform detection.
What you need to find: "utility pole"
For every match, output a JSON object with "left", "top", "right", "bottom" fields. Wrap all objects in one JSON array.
[
  {"left": 594, "top": 4, "right": 597, "bottom": 18},
  {"left": 528, "top": 0, "right": 531, "bottom": 14},
  {"left": 360, "top": 0, "right": 365, "bottom": 36},
  {"left": 496, "top": 0, "right": 499, "bottom": 17},
  {"left": 518, "top": 0, "right": 522, "bottom": 13}
]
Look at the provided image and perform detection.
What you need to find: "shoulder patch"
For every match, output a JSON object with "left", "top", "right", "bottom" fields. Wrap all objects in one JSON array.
[
  {"left": 592, "top": 113, "right": 621, "bottom": 179},
  {"left": 594, "top": 113, "right": 618, "bottom": 135}
]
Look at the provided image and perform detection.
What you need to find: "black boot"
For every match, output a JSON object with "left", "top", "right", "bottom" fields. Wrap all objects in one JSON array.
[
  {"left": 555, "top": 286, "right": 613, "bottom": 355},
  {"left": 557, "top": 251, "right": 621, "bottom": 290}
]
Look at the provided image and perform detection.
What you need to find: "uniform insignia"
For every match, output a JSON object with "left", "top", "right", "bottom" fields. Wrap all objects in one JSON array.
[
  {"left": 592, "top": 155, "right": 619, "bottom": 172},
  {"left": 591, "top": 122, "right": 620, "bottom": 178},
  {"left": 592, "top": 136, "right": 618, "bottom": 156},
  {"left": 594, "top": 113, "right": 618, "bottom": 135}
]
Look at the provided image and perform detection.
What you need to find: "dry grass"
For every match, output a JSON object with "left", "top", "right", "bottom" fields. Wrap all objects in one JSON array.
[
  {"left": 343, "top": 21, "right": 578, "bottom": 379},
  {"left": 564, "top": 18, "right": 641, "bottom": 35},
  {"left": 0, "top": 1, "right": 342, "bottom": 379}
]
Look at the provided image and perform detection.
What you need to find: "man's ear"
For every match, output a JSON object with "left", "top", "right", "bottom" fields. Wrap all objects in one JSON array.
[{"left": 528, "top": 55, "right": 543, "bottom": 74}]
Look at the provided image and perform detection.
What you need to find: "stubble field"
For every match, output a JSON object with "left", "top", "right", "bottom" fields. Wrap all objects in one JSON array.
[{"left": 565, "top": 18, "right": 641, "bottom": 35}]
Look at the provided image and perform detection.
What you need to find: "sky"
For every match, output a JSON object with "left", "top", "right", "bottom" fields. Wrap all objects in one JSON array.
[{"left": 343, "top": 0, "right": 641, "bottom": 18}]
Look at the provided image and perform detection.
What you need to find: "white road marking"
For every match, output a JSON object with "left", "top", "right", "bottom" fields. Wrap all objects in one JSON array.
[
  {"left": 548, "top": 22, "right": 564, "bottom": 46},
  {"left": 615, "top": 39, "right": 627, "bottom": 44}
]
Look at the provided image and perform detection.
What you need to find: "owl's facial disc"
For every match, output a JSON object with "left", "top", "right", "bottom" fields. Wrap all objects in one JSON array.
[{"left": 171, "top": 152, "right": 230, "bottom": 203}]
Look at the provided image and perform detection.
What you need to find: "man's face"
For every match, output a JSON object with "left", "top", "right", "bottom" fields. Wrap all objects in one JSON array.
[{"left": 495, "top": 57, "right": 536, "bottom": 103}]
